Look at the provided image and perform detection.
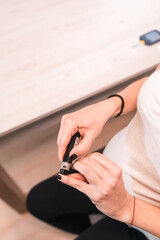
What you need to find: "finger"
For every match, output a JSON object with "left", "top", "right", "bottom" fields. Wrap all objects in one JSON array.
[
  {"left": 57, "top": 174, "right": 91, "bottom": 197},
  {"left": 88, "top": 152, "right": 120, "bottom": 175},
  {"left": 72, "top": 160, "right": 101, "bottom": 185},
  {"left": 69, "top": 173, "right": 88, "bottom": 183},
  {"left": 78, "top": 156, "right": 122, "bottom": 192},
  {"left": 76, "top": 156, "right": 123, "bottom": 200},
  {"left": 77, "top": 157, "right": 116, "bottom": 190},
  {"left": 70, "top": 131, "right": 94, "bottom": 157},
  {"left": 78, "top": 156, "right": 106, "bottom": 180},
  {"left": 57, "top": 116, "right": 78, "bottom": 161}
]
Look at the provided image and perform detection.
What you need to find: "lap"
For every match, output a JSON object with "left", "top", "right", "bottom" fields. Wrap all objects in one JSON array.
[
  {"left": 26, "top": 173, "right": 148, "bottom": 239},
  {"left": 26, "top": 172, "right": 99, "bottom": 221}
]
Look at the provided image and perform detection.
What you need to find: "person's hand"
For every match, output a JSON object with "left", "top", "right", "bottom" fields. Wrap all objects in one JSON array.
[
  {"left": 57, "top": 98, "right": 121, "bottom": 160},
  {"left": 57, "top": 152, "right": 133, "bottom": 224}
]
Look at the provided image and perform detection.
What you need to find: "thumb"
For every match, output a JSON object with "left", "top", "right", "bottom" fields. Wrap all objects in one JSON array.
[{"left": 70, "top": 132, "right": 94, "bottom": 157}]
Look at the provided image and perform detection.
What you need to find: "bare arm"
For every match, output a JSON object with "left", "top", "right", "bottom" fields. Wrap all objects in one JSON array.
[
  {"left": 133, "top": 198, "right": 160, "bottom": 237},
  {"left": 57, "top": 64, "right": 160, "bottom": 159},
  {"left": 111, "top": 64, "right": 160, "bottom": 117},
  {"left": 110, "top": 76, "right": 147, "bottom": 117}
]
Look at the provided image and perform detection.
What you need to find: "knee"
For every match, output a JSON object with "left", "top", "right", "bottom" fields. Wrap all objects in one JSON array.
[
  {"left": 26, "top": 176, "right": 60, "bottom": 222},
  {"left": 26, "top": 181, "right": 52, "bottom": 222},
  {"left": 26, "top": 185, "right": 43, "bottom": 220}
]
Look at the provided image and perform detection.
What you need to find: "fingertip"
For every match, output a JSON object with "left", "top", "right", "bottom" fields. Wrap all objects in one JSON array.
[
  {"left": 70, "top": 153, "right": 78, "bottom": 161},
  {"left": 70, "top": 145, "right": 88, "bottom": 158},
  {"left": 55, "top": 173, "right": 67, "bottom": 183},
  {"left": 70, "top": 146, "right": 82, "bottom": 157},
  {"left": 55, "top": 173, "right": 62, "bottom": 180},
  {"left": 56, "top": 173, "right": 69, "bottom": 185}
]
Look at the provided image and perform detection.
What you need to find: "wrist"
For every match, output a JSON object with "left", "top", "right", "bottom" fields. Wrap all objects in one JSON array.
[
  {"left": 104, "top": 96, "right": 122, "bottom": 119},
  {"left": 107, "top": 94, "right": 125, "bottom": 118},
  {"left": 114, "top": 193, "right": 134, "bottom": 224}
]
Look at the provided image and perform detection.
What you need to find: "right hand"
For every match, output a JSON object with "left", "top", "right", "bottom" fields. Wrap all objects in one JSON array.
[{"left": 57, "top": 98, "right": 121, "bottom": 161}]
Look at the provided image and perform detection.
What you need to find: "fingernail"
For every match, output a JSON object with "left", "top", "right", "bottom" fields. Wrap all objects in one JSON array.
[
  {"left": 55, "top": 174, "right": 62, "bottom": 180},
  {"left": 70, "top": 154, "right": 78, "bottom": 161}
]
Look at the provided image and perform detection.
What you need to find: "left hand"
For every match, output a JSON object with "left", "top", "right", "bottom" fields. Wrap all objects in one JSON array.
[{"left": 57, "top": 152, "right": 133, "bottom": 224}]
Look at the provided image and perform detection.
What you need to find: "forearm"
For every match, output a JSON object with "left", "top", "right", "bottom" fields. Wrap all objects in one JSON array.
[
  {"left": 109, "top": 77, "right": 148, "bottom": 117},
  {"left": 132, "top": 197, "right": 160, "bottom": 237},
  {"left": 108, "top": 63, "right": 160, "bottom": 118},
  {"left": 98, "top": 76, "right": 147, "bottom": 122},
  {"left": 118, "top": 76, "right": 148, "bottom": 115}
]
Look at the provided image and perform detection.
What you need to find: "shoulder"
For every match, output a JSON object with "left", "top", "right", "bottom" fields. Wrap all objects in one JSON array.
[
  {"left": 140, "top": 69, "right": 160, "bottom": 92},
  {"left": 137, "top": 70, "right": 160, "bottom": 124},
  {"left": 138, "top": 69, "right": 160, "bottom": 105}
]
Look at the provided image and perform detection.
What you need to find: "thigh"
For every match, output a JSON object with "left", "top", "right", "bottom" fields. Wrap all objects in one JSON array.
[
  {"left": 26, "top": 172, "right": 99, "bottom": 221},
  {"left": 75, "top": 216, "right": 148, "bottom": 240}
]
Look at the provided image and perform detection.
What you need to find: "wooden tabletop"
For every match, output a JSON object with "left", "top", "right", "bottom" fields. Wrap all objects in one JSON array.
[{"left": 0, "top": 0, "right": 160, "bottom": 136}]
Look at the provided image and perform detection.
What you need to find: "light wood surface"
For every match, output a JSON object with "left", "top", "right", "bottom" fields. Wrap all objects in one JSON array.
[{"left": 0, "top": 0, "right": 160, "bottom": 136}]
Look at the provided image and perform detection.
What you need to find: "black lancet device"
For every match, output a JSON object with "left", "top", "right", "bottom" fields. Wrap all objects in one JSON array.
[{"left": 60, "top": 131, "right": 80, "bottom": 175}]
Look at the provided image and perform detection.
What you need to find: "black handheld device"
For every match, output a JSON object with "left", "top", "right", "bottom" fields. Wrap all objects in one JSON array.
[
  {"left": 140, "top": 30, "right": 160, "bottom": 45},
  {"left": 60, "top": 131, "right": 80, "bottom": 175}
]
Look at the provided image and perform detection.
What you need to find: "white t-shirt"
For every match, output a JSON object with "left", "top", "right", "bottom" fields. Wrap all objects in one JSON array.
[{"left": 103, "top": 70, "right": 160, "bottom": 240}]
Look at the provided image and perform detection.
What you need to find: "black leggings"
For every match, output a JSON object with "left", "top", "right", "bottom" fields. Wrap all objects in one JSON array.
[{"left": 26, "top": 173, "right": 148, "bottom": 240}]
